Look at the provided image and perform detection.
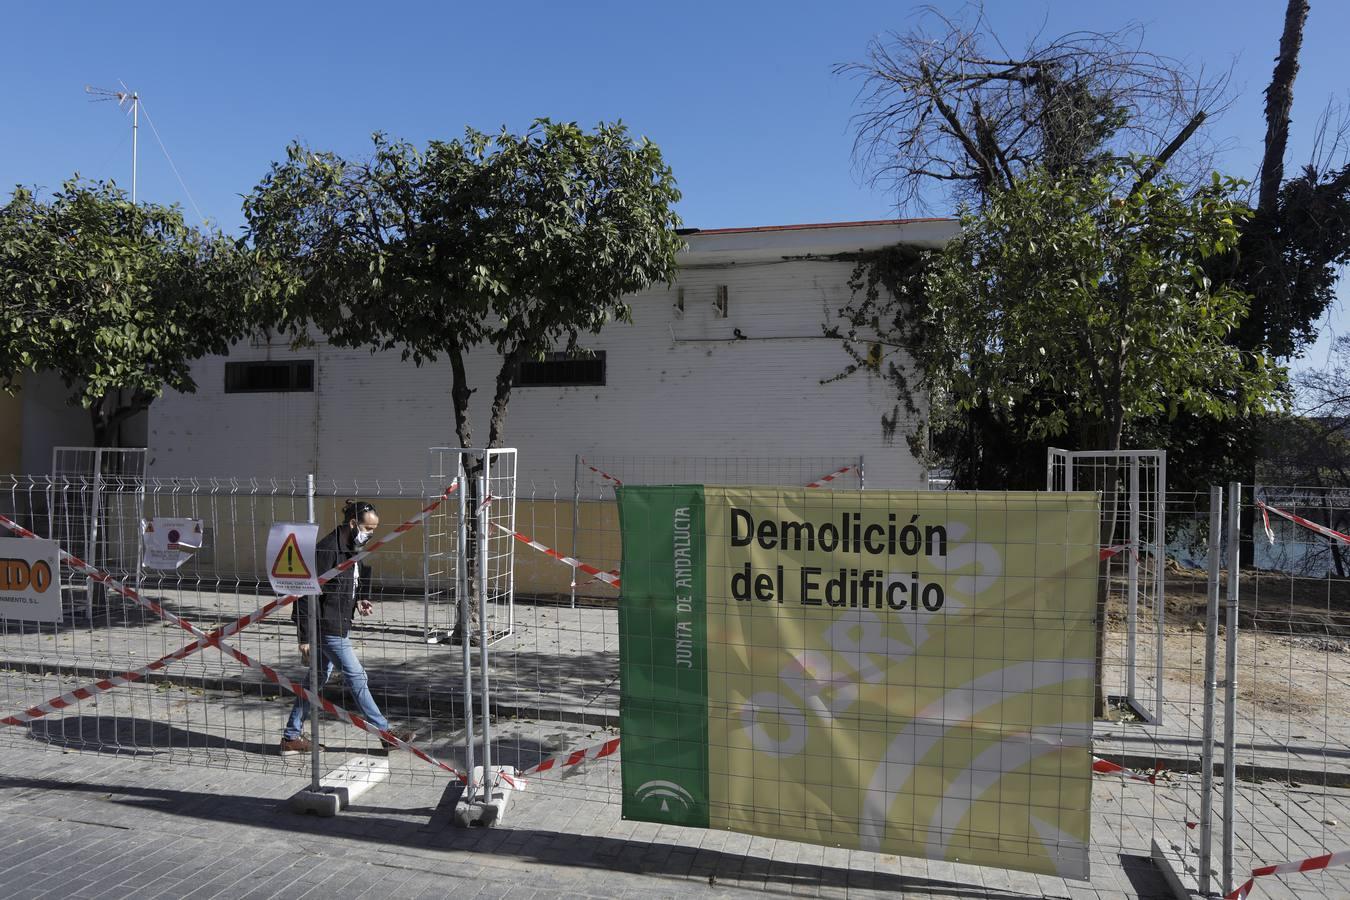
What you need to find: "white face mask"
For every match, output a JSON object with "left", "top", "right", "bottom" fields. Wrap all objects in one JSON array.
[{"left": 354, "top": 527, "right": 374, "bottom": 546}]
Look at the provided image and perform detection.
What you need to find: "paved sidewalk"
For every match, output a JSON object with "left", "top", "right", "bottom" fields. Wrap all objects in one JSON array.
[
  {"left": 2, "top": 587, "right": 1348, "bottom": 898},
  {"left": 0, "top": 736, "right": 1179, "bottom": 900}
]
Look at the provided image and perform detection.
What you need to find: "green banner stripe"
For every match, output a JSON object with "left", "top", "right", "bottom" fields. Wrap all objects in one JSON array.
[{"left": 617, "top": 485, "right": 709, "bottom": 828}]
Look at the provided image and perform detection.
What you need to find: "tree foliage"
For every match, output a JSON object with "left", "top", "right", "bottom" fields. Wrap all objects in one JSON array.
[
  {"left": 244, "top": 120, "right": 683, "bottom": 449},
  {"left": 834, "top": 166, "right": 1285, "bottom": 468},
  {"left": 0, "top": 179, "right": 256, "bottom": 445},
  {"left": 837, "top": 1, "right": 1350, "bottom": 501}
]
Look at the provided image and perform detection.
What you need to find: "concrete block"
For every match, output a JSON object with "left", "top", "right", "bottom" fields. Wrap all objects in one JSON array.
[
  {"left": 453, "top": 766, "right": 517, "bottom": 828},
  {"left": 1151, "top": 837, "right": 1205, "bottom": 900},
  {"left": 288, "top": 756, "right": 390, "bottom": 817}
]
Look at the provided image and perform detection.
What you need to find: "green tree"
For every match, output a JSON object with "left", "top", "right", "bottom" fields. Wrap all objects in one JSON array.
[
  {"left": 0, "top": 179, "right": 257, "bottom": 446},
  {"left": 245, "top": 121, "right": 683, "bottom": 639},
  {"left": 922, "top": 167, "right": 1283, "bottom": 453},
  {"left": 243, "top": 120, "right": 684, "bottom": 451},
  {"left": 840, "top": 2, "right": 1350, "bottom": 502},
  {"left": 837, "top": 166, "right": 1286, "bottom": 713}
]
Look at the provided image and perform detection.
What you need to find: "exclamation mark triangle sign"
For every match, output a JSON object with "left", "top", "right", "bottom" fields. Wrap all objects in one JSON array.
[{"left": 271, "top": 533, "right": 312, "bottom": 579}]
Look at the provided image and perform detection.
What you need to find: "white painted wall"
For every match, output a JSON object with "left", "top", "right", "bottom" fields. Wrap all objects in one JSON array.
[{"left": 150, "top": 224, "right": 954, "bottom": 490}]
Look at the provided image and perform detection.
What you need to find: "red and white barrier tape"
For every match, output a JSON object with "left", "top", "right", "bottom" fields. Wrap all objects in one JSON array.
[
  {"left": 518, "top": 736, "right": 621, "bottom": 778},
  {"left": 575, "top": 569, "right": 621, "bottom": 589},
  {"left": 1100, "top": 545, "right": 1130, "bottom": 561},
  {"left": 470, "top": 736, "right": 623, "bottom": 794},
  {"left": 2, "top": 483, "right": 459, "bottom": 726},
  {"left": 1257, "top": 501, "right": 1350, "bottom": 546},
  {"left": 579, "top": 458, "right": 624, "bottom": 487},
  {"left": 1226, "top": 847, "right": 1350, "bottom": 900},
  {"left": 804, "top": 464, "right": 855, "bottom": 489},
  {"left": 1, "top": 591, "right": 292, "bottom": 727},
  {"left": 1091, "top": 756, "right": 1157, "bottom": 784},
  {"left": 0, "top": 485, "right": 468, "bottom": 779},
  {"left": 496, "top": 524, "right": 621, "bottom": 588}
]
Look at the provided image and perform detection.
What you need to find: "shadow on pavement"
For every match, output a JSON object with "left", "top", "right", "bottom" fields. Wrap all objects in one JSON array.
[{"left": 0, "top": 771, "right": 1129, "bottom": 899}]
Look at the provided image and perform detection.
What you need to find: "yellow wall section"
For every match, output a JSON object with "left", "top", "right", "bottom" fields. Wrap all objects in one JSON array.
[{"left": 126, "top": 496, "right": 623, "bottom": 599}]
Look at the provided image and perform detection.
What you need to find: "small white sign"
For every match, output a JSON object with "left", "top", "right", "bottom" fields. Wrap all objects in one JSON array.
[
  {"left": 142, "top": 518, "right": 204, "bottom": 570},
  {"left": 266, "top": 523, "right": 320, "bottom": 596},
  {"left": 0, "top": 537, "right": 62, "bottom": 623}
]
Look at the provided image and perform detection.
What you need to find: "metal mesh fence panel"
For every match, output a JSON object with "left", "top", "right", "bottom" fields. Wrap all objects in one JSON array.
[
  {"left": 6, "top": 459, "right": 1350, "bottom": 894},
  {"left": 1048, "top": 449, "right": 1166, "bottom": 724},
  {"left": 479, "top": 456, "right": 870, "bottom": 807},
  {"left": 0, "top": 474, "right": 471, "bottom": 787},
  {"left": 1218, "top": 484, "right": 1350, "bottom": 899}
]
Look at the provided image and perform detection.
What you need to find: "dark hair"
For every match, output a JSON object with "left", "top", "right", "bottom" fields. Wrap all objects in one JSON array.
[{"left": 342, "top": 499, "right": 377, "bottom": 524}]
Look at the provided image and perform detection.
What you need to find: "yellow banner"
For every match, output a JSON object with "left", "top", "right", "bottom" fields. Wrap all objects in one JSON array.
[{"left": 704, "top": 488, "right": 1098, "bottom": 879}]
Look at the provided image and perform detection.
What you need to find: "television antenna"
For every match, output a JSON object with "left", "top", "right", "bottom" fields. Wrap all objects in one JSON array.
[{"left": 84, "top": 82, "right": 139, "bottom": 203}]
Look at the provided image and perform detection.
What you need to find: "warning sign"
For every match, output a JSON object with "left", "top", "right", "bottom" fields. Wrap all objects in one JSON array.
[
  {"left": 0, "top": 536, "right": 62, "bottom": 623},
  {"left": 142, "top": 518, "right": 203, "bottom": 570},
  {"left": 272, "top": 533, "right": 311, "bottom": 579},
  {"left": 265, "top": 523, "right": 320, "bottom": 595}
]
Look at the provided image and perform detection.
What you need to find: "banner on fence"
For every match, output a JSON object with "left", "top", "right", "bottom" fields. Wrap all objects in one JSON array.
[
  {"left": 616, "top": 486, "right": 1099, "bottom": 880},
  {"left": 142, "top": 518, "right": 203, "bottom": 570},
  {"left": 0, "top": 536, "right": 61, "bottom": 623}
]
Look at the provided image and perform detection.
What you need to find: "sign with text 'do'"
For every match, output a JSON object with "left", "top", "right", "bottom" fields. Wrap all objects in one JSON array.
[
  {"left": 0, "top": 536, "right": 62, "bottom": 623},
  {"left": 266, "top": 523, "right": 319, "bottom": 596}
]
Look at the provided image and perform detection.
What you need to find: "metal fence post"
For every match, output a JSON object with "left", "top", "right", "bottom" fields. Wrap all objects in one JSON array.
[
  {"left": 1126, "top": 456, "right": 1140, "bottom": 703},
  {"left": 422, "top": 481, "right": 432, "bottom": 639},
  {"left": 1198, "top": 484, "right": 1223, "bottom": 895},
  {"left": 457, "top": 453, "right": 476, "bottom": 795},
  {"left": 133, "top": 468, "right": 146, "bottom": 623},
  {"left": 570, "top": 454, "right": 581, "bottom": 609},
  {"left": 858, "top": 454, "right": 865, "bottom": 491},
  {"left": 477, "top": 451, "right": 493, "bottom": 802},
  {"left": 1223, "top": 481, "right": 1242, "bottom": 896},
  {"left": 1155, "top": 453, "right": 1168, "bottom": 725},
  {"left": 306, "top": 473, "right": 321, "bottom": 792},
  {"left": 86, "top": 449, "right": 104, "bottom": 621}
]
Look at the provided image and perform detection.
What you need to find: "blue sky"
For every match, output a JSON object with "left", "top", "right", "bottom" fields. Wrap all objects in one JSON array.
[{"left": 4, "top": 1, "right": 1348, "bottom": 368}]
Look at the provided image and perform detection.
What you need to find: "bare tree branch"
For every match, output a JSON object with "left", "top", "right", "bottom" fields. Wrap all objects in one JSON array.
[{"left": 836, "top": 4, "right": 1234, "bottom": 210}]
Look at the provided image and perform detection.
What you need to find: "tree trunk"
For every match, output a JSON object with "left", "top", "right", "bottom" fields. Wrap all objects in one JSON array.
[
  {"left": 447, "top": 344, "right": 473, "bottom": 450},
  {"left": 446, "top": 343, "right": 482, "bottom": 638},
  {"left": 1090, "top": 420, "right": 1125, "bottom": 719},
  {"left": 1241, "top": 2, "right": 1309, "bottom": 566},
  {"left": 486, "top": 345, "right": 527, "bottom": 450},
  {"left": 89, "top": 389, "right": 153, "bottom": 448},
  {"left": 1258, "top": 0, "right": 1309, "bottom": 215}
]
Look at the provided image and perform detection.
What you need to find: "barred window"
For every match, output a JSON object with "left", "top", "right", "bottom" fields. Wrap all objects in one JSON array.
[
  {"left": 513, "top": 351, "right": 606, "bottom": 387},
  {"left": 224, "top": 360, "right": 315, "bottom": 393}
]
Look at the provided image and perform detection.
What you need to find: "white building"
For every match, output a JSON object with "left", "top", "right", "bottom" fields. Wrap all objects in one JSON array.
[{"left": 16, "top": 218, "right": 958, "bottom": 490}]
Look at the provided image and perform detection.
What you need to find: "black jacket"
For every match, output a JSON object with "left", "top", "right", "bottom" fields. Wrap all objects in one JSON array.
[{"left": 292, "top": 524, "right": 371, "bottom": 641}]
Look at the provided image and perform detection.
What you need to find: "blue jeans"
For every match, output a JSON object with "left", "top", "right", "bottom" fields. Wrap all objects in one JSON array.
[{"left": 283, "top": 635, "right": 389, "bottom": 739}]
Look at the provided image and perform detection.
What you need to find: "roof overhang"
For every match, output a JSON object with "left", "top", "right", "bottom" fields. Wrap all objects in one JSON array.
[{"left": 677, "top": 218, "right": 959, "bottom": 265}]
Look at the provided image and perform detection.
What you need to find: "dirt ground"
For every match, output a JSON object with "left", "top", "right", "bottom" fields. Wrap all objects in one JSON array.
[
  {"left": 1106, "top": 561, "right": 1350, "bottom": 718},
  {"left": 1151, "top": 559, "right": 1350, "bottom": 638}
]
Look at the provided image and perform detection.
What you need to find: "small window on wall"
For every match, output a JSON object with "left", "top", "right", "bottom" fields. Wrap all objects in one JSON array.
[
  {"left": 513, "top": 351, "right": 606, "bottom": 387},
  {"left": 224, "top": 360, "right": 315, "bottom": 393}
]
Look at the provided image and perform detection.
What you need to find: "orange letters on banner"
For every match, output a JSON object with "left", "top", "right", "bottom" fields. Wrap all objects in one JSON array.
[{"left": 0, "top": 559, "right": 52, "bottom": 593}]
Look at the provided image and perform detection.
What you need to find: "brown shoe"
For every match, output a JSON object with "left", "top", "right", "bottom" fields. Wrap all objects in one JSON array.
[
  {"left": 380, "top": 727, "right": 417, "bottom": 749},
  {"left": 279, "top": 736, "right": 317, "bottom": 756}
]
